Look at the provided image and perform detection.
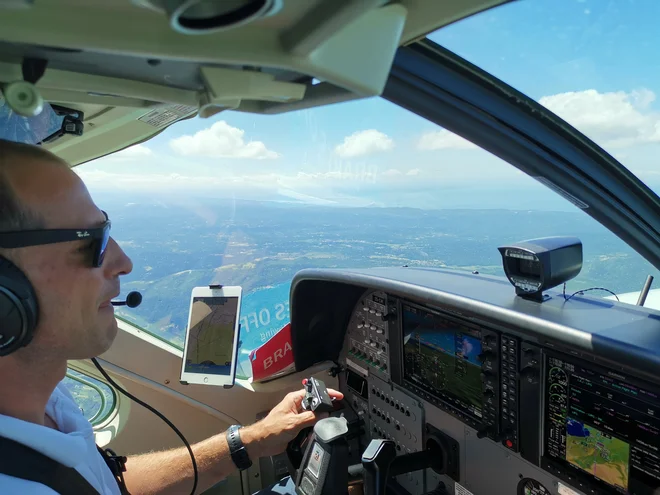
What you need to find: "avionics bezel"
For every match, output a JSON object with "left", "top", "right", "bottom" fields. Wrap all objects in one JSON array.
[
  {"left": 541, "top": 349, "right": 660, "bottom": 495},
  {"left": 400, "top": 300, "right": 485, "bottom": 428},
  {"left": 345, "top": 368, "right": 369, "bottom": 401}
]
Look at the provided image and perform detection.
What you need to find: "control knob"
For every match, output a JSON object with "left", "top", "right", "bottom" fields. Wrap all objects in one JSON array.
[
  {"left": 476, "top": 426, "right": 494, "bottom": 439},
  {"left": 480, "top": 370, "right": 494, "bottom": 381},
  {"left": 478, "top": 351, "right": 496, "bottom": 363},
  {"left": 495, "top": 428, "right": 515, "bottom": 448},
  {"left": 518, "top": 366, "right": 539, "bottom": 383}
]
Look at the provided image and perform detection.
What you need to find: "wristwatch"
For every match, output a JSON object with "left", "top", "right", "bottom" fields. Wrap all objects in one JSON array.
[{"left": 226, "top": 425, "right": 253, "bottom": 471}]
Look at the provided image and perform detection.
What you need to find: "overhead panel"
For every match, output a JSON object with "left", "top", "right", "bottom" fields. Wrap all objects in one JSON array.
[{"left": 0, "top": 0, "right": 508, "bottom": 165}]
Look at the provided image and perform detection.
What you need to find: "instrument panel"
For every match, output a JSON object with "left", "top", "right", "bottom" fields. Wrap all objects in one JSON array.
[
  {"left": 542, "top": 354, "right": 660, "bottom": 495},
  {"left": 334, "top": 287, "right": 660, "bottom": 495}
]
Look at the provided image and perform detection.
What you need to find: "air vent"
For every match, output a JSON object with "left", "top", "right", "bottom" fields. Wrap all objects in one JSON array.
[{"left": 134, "top": 0, "right": 282, "bottom": 34}]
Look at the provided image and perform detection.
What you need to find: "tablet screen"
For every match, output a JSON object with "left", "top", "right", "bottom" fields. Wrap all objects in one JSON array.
[{"left": 183, "top": 296, "right": 239, "bottom": 376}]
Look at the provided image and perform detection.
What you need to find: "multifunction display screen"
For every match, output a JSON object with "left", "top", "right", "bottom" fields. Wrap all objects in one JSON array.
[
  {"left": 402, "top": 304, "right": 483, "bottom": 421},
  {"left": 544, "top": 355, "right": 660, "bottom": 494}
]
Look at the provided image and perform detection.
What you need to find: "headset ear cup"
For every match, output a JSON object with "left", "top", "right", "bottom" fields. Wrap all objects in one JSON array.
[{"left": 0, "top": 256, "right": 39, "bottom": 356}]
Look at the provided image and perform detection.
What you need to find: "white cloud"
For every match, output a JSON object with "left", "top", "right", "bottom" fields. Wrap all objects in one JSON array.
[
  {"left": 417, "top": 130, "right": 477, "bottom": 150},
  {"left": 275, "top": 189, "right": 338, "bottom": 205},
  {"left": 115, "top": 144, "right": 153, "bottom": 158},
  {"left": 169, "top": 121, "right": 279, "bottom": 159},
  {"left": 76, "top": 163, "right": 427, "bottom": 195},
  {"left": 539, "top": 88, "right": 660, "bottom": 148},
  {"left": 379, "top": 168, "right": 423, "bottom": 178},
  {"left": 334, "top": 130, "right": 394, "bottom": 158},
  {"left": 95, "top": 144, "right": 153, "bottom": 163},
  {"left": 415, "top": 89, "right": 660, "bottom": 152}
]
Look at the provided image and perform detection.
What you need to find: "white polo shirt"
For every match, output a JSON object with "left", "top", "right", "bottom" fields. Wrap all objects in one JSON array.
[{"left": 0, "top": 381, "right": 121, "bottom": 494}]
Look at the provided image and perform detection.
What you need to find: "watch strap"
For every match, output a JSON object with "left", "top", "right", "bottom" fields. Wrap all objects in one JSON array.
[{"left": 226, "top": 425, "right": 252, "bottom": 471}]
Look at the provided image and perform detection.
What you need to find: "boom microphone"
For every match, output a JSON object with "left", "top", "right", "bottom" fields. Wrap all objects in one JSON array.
[{"left": 111, "top": 291, "right": 142, "bottom": 308}]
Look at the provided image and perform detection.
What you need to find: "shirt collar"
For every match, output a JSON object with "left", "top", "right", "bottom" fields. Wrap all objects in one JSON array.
[{"left": 0, "top": 383, "right": 93, "bottom": 468}]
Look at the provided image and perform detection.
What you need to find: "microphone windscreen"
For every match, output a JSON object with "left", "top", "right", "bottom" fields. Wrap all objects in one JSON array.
[{"left": 126, "top": 291, "right": 142, "bottom": 308}]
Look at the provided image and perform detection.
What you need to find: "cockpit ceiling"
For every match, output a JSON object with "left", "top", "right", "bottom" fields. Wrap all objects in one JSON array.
[{"left": 0, "top": 0, "right": 509, "bottom": 166}]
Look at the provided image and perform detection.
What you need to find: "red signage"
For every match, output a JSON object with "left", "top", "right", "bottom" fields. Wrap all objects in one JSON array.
[{"left": 249, "top": 323, "right": 295, "bottom": 381}]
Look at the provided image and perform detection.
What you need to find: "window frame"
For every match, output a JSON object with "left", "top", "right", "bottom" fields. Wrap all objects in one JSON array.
[
  {"left": 115, "top": 314, "right": 184, "bottom": 352},
  {"left": 64, "top": 367, "right": 119, "bottom": 427},
  {"left": 385, "top": 38, "right": 660, "bottom": 272}
]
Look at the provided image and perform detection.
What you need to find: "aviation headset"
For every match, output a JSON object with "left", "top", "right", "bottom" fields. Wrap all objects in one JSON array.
[{"left": 0, "top": 255, "right": 40, "bottom": 356}]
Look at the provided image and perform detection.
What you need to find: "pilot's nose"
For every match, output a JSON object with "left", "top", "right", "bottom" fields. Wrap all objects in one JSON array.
[{"left": 105, "top": 237, "right": 133, "bottom": 276}]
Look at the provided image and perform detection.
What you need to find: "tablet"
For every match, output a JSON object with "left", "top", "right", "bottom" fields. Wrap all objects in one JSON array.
[{"left": 180, "top": 286, "right": 242, "bottom": 388}]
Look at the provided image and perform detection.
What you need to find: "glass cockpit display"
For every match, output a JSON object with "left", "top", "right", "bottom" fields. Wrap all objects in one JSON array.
[
  {"left": 402, "top": 304, "right": 483, "bottom": 421},
  {"left": 544, "top": 354, "right": 660, "bottom": 494}
]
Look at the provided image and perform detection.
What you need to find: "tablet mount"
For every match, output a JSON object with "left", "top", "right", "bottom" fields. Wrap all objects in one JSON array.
[{"left": 180, "top": 284, "right": 242, "bottom": 389}]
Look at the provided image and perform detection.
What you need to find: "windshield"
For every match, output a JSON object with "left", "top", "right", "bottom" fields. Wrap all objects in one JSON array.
[
  {"left": 430, "top": 0, "right": 660, "bottom": 183},
  {"left": 0, "top": 98, "right": 66, "bottom": 145},
  {"left": 76, "top": 0, "right": 660, "bottom": 380}
]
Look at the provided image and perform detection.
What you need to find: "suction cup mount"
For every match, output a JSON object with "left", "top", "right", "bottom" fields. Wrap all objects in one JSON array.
[{"left": 1, "top": 58, "right": 47, "bottom": 117}]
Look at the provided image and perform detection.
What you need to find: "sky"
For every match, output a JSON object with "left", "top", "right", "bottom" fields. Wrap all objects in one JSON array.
[{"left": 76, "top": 0, "right": 660, "bottom": 212}]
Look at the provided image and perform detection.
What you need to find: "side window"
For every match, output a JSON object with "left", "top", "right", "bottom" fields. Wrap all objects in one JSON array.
[{"left": 62, "top": 369, "right": 117, "bottom": 426}]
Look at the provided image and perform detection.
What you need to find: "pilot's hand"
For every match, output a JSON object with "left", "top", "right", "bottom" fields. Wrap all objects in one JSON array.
[{"left": 242, "top": 387, "right": 344, "bottom": 458}]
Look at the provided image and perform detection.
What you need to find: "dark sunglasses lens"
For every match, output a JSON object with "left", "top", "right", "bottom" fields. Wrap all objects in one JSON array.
[{"left": 94, "top": 228, "right": 110, "bottom": 267}]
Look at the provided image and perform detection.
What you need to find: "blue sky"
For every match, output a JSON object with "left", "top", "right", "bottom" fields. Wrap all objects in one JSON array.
[{"left": 78, "top": 0, "right": 660, "bottom": 212}]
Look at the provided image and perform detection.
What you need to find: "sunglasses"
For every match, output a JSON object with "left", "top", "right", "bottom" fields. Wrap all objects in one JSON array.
[{"left": 0, "top": 211, "right": 111, "bottom": 268}]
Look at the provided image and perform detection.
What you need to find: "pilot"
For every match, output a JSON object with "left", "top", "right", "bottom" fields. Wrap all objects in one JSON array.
[{"left": 0, "top": 139, "right": 343, "bottom": 494}]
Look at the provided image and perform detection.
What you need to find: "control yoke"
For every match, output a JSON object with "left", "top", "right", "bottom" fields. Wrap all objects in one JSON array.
[
  {"left": 293, "top": 377, "right": 449, "bottom": 495},
  {"left": 294, "top": 416, "right": 350, "bottom": 495},
  {"left": 353, "top": 439, "right": 446, "bottom": 495},
  {"left": 295, "top": 423, "right": 446, "bottom": 495}
]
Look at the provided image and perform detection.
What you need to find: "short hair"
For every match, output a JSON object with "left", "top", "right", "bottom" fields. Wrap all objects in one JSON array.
[{"left": 0, "top": 139, "right": 66, "bottom": 232}]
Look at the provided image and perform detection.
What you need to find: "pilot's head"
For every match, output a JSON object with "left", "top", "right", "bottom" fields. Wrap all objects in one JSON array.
[{"left": 0, "top": 139, "right": 133, "bottom": 362}]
